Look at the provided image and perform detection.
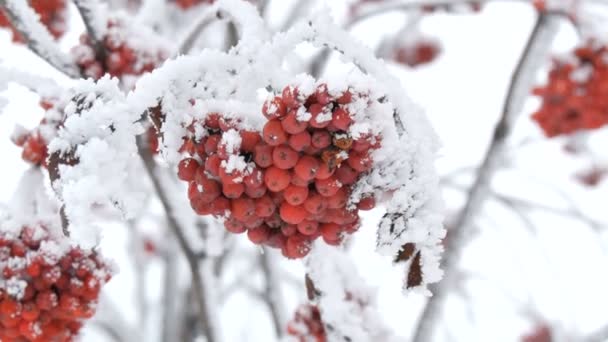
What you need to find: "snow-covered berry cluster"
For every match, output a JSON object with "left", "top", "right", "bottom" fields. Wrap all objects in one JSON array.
[
  {"left": 177, "top": 83, "right": 380, "bottom": 259},
  {"left": 0, "top": 0, "right": 67, "bottom": 43},
  {"left": 0, "top": 223, "right": 112, "bottom": 341},
  {"left": 11, "top": 99, "right": 64, "bottom": 168},
  {"left": 71, "top": 19, "right": 168, "bottom": 80},
  {"left": 532, "top": 42, "right": 608, "bottom": 137},
  {"left": 286, "top": 304, "right": 326, "bottom": 342}
]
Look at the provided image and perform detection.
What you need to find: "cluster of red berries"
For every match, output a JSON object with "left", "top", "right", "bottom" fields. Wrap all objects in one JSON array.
[
  {"left": 71, "top": 20, "right": 167, "bottom": 80},
  {"left": 532, "top": 43, "right": 608, "bottom": 137},
  {"left": 393, "top": 39, "right": 441, "bottom": 68},
  {"left": 0, "top": 224, "right": 111, "bottom": 341},
  {"left": 286, "top": 304, "right": 326, "bottom": 342},
  {"left": 177, "top": 84, "right": 379, "bottom": 258},
  {"left": 11, "top": 99, "right": 63, "bottom": 168},
  {"left": 173, "top": 0, "right": 214, "bottom": 9},
  {"left": 521, "top": 325, "right": 551, "bottom": 342},
  {"left": 0, "top": 0, "right": 67, "bottom": 43}
]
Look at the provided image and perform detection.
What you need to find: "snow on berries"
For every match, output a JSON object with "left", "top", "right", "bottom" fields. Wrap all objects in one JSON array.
[
  {"left": 177, "top": 82, "right": 381, "bottom": 259},
  {"left": 286, "top": 304, "right": 326, "bottom": 342},
  {"left": 11, "top": 98, "right": 64, "bottom": 168},
  {"left": 532, "top": 42, "right": 608, "bottom": 137},
  {"left": 0, "top": 0, "right": 67, "bottom": 43},
  {"left": 71, "top": 17, "right": 168, "bottom": 81},
  {"left": 0, "top": 222, "right": 112, "bottom": 341}
]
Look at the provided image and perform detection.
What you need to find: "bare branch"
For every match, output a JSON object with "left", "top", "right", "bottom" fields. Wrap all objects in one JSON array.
[
  {"left": 137, "top": 136, "right": 217, "bottom": 342},
  {"left": 0, "top": 0, "right": 80, "bottom": 78},
  {"left": 259, "top": 248, "right": 286, "bottom": 338},
  {"left": 178, "top": 7, "right": 225, "bottom": 54},
  {"left": 161, "top": 238, "right": 180, "bottom": 342},
  {"left": 412, "top": 14, "right": 559, "bottom": 342},
  {"left": 584, "top": 324, "right": 608, "bottom": 342}
]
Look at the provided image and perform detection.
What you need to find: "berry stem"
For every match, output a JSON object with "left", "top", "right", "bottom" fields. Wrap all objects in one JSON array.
[
  {"left": 137, "top": 135, "right": 217, "bottom": 342},
  {"left": 412, "top": 13, "right": 557, "bottom": 342},
  {"left": 0, "top": 0, "right": 80, "bottom": 78}
]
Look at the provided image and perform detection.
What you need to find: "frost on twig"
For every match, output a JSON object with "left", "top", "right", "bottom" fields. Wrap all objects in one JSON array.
[
  {"left": 48, "top": 76, "right": 145, "bottom": 247},
  {"left": 0, "top": 0, "right": 80, "bottom": 78},
  {"left": 305, "top": 243, "right": 405, "bottom": 342}
]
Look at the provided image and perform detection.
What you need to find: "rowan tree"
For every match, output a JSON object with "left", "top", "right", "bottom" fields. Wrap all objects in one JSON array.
[{"left": 0, "top": 0, "right": 606, "bottom": 341}]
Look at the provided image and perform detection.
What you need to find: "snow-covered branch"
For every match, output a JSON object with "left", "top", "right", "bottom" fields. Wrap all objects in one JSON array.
[
  {"left": 305, "top": 243, "right": 405, "bottom": 342},
  {"left": 0, "top": 0, "right": 80, "bottom": 77}
]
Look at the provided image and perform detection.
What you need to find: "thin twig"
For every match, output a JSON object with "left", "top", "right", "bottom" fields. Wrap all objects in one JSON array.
[
  {"left": 0, "top": 0, "right": 80, "bottom": 77},
  {"left": 72, "top": 0, "right": 107, "bottom": 63},
  {"left": 412, "top": 14, "right": 555, "bottom": 342},
  {"left": 442, "top": 179, "right": 608, "bottom": 229},
  {"left": 260, "top": 248, "right": 285, "bottom": 338},
  {"left": 161, "top": 237, "right": 179, "bottom": 342},
  {"left": 178, "top": 7, "right": 225, "bottom": 54},
  {"left": 137, "top": 136, "right": 216, "bottom": 342}
]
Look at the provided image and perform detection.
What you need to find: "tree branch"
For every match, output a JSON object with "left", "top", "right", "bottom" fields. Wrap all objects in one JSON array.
[
  {"left": 71, "top": 0, "right": 107, "bottom": 63},
  {"left": 178, "top": 7, "right": 225, "bottom": 54},
  {"left": 259, "top": 248, "right": 286, "bottom": 338},
  {"left": 0, "top": 0, "right": 80, "bottom": 78},
  {"left": 412, "top": 14, "right": 557, "bottom": 342},
  {"left": 137, "top": 136, "right": 217, "bottom": 342}
]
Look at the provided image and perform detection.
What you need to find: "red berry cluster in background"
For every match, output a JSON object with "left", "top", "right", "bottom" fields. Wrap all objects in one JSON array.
[
  {"left": 532, "top": 43, "right": 608, "bottom": 137},
  {"left": 173, "top": 0, "right": 215, "bottom": 10},
  {"left": 286, "top": 304, "right": 326, "bottom": 342},
  {"left": 393, "top": 39, "right": 441, "bottom": 68},
  {"left": 71, "top": 19, "right": 167, "bottom": 80},
  {"left": 11, "top": 99, "right": 64, "bottom": 168},
  {"left": 0, "top": 224, "right": 112, "bottom": 341},
  {"left": 0, "top": 0, "right": 67, "bottom": 43},
  {"left": 176, "top": 84, "right": 380, "bottom": 259},
  {"left": 521, "top": 325, "right": 552, "bottom": 342}
]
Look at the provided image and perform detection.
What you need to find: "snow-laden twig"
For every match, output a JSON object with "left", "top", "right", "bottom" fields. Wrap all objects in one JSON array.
[
  {"left": 0, "top": 66, "right": 60, "bottom": 96},
  {"left": 178, "top": 0, "right": 268, "bottom": 55},
  {"left": 412, "top": 14, "right": 560, "bottom": 342},
  {"left": 48, "top": 77, "right": 145, "bottom": 243},
  {"left": 306, "top": 243, "right": 405, "bottom": 342},
  {"left": 137, "top": 135, "right": 217, "bottom": 342},
  {"left": 72, "top": 0, "right": 108, "bottom": 61},
  {"left": 0, "top": 0, "right": 80, "bottom": 78}
]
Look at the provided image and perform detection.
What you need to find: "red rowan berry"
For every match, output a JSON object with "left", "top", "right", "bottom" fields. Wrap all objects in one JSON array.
[
  {"left": 255, "top": 195, "right": 276, "bottom": 218},
  {"left": 272, "top": 145, "right": 299, "bottom": 169},
  {"left": 248, "top": 225, "right": 271, "bottom": 244},
  {"left": 231, "top": 198, "right": 256, "bottom": 221},
  {"left": 280, "top": 203, "right": 308, "bottom": 225},
  {"left": 297, "top": 220, "right": 319, "bottom": 236},
  {"left": 263, "top": 97, "right": 287, "bottom": 120},
  {"left": 263, "top": 120, "right": 288, "bottom": 146},
  {"left": 178, "top": 158, "right": 200, "bottom": 181},
  {"left": 282, "top": 111, "right": 308, "bottom": 134},
  {"left": 222, "top": 182, "right": 245, "bottom": 199},
  {"left": 294, "top": 156, "right": 320, "bottom": 181},
  {"left": 264, "top": 166, "right": 291, "bottom": 192},
  {"left": 284, "top": 185, "right": 309, "bottom": 206}
]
